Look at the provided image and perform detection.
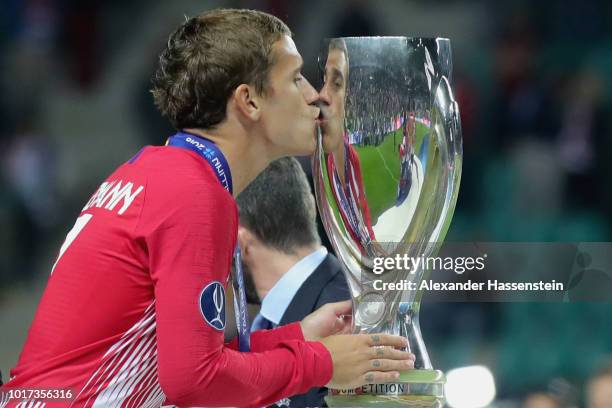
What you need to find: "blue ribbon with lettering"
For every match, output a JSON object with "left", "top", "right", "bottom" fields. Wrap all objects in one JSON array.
[
  {"left": 166, "top": 131, "right": 250, "bottom": 352},
  {"left": 232, "top": 246, "right": 251, "bottom": 352},
  {"left": 167, "top": 131, "right": 233, "bottom": 194}
]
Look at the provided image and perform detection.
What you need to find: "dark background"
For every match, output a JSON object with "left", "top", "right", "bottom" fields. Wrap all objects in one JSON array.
[{"left": 1, "top": 0, "right": 611, "bottom": 406}]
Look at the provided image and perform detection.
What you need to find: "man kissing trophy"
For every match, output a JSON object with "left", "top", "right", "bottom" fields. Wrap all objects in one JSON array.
[{"left": 314, "top": 37, "right": 462, "bottom": 407}]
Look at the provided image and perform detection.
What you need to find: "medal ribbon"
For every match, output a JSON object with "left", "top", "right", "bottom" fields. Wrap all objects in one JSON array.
[{"left": 167, "top": 131, "right": 233, "bottom": 194}]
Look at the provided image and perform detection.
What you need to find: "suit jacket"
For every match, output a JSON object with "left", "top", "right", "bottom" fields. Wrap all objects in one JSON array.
[{"left": 270, "top": 254, "right": 350, "bottom": 408}]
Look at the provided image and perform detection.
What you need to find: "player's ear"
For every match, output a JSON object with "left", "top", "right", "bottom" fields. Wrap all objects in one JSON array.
[
  {"left": 233, "top": 84, "right": 262, "bottom": 122},
  {"left": 237, "top": 226, "right": 255, "bottom": 259}
]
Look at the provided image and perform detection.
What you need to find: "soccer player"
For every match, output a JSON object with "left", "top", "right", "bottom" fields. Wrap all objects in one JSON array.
[
  {"left": 0, "top": 8, "right": 414, "bottom": 408},
  {"left": 319, "top": 39, "right": 376, "bottom": 250}
]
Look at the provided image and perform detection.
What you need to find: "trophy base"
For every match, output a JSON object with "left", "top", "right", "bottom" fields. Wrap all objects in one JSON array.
[
  {"left": 325, "top": 395, "right": 444, "bottom": 407},
  {"left": 326, "top": 369, "right": 445, "bottom": 407}
]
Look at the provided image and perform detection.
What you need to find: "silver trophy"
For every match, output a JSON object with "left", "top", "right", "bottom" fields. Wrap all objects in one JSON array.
[{"left": 313, "top": 37, "right": 462, "bottom": 407}]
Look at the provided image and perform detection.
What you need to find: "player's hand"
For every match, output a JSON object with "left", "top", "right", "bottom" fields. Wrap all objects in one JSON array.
[
  {"left": 300, "top": 300, "right": 352, "bottom": 341},
  {"left": 321, "top": 333, "right": 415, "bottom": 389}
]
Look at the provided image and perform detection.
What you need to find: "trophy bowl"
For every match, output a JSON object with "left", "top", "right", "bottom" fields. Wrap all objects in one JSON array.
[{"left": 313, "top": 37, "right": 462, "bottom": 407}]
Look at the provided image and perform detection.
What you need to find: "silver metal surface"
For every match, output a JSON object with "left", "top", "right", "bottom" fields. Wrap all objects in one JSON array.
[{"left": 313, "top": 37, "right": 462, "bottom": 376}]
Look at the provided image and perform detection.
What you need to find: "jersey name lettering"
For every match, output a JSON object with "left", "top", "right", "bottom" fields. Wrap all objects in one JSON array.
[{"left": 82, "top": 180, "right": 144, "bottom": 215}]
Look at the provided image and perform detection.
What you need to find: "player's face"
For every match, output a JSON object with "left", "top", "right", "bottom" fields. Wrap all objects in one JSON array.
[
  {"left": 259, "top": 35, "right": 320, "bottom": 157},
  {"left": 319, "top": 48, "right": 348, "bottom": 154}
]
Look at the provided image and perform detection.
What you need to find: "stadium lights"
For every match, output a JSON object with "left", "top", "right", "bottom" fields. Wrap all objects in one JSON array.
[{"left": 445, "top": 365, "right": 496, "bottom": 408}]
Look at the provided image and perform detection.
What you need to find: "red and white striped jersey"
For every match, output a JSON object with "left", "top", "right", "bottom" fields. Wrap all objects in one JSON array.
[{"left": 1, "top": 146, "right": 332, "bottom": 407}]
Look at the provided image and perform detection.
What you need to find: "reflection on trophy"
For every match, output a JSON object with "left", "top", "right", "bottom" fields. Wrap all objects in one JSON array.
[{"left": 313, "top": 37, "right": 462, "bottom": 407}]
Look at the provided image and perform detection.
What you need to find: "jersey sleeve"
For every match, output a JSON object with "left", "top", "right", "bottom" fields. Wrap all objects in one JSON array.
[
  {"left": 141, "top": 181, "right": 333, "bottom": 407},
  {"left": 227, "top": 322, "right": 305, "bottom": 352}
]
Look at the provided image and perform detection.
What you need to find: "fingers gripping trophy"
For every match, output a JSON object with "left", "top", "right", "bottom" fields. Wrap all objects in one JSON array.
[{"left": 313, "top": 37, "right": 462, "bottom": 407}]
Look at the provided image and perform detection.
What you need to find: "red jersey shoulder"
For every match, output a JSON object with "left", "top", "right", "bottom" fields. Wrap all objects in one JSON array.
[
  {"left": 126, "top": 146, "right": 238, "bottom": 231},
  {"left": 79, "top": 146, "right": 235, "bottom": 219},
  {"left": 144, "top": 146, "right": 233, "bottom": 200},
  {"left": 79, "top": 146, "right": 238, "bottom": 235}
]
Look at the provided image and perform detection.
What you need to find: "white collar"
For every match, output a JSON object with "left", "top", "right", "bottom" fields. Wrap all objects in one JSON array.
[{"left": 259, "top": 247, "right": 328, "bottom": 325}]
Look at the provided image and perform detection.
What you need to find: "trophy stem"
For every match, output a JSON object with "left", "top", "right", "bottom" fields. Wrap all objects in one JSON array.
[{"left": 399, "top": 302, "right": 431, "bottom": 370}]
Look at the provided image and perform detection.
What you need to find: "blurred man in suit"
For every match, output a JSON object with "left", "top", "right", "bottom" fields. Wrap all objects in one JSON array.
[{"left": 236, "top": 157, "right": 350, "bottom": 407}]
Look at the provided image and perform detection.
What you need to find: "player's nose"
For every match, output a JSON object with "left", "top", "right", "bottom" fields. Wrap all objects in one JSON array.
[
  {"left": 318, "top": 83, "right": 331, "bottom": 105},
  {"left": 302, "top": 77, "right": 319, "bottom": 106}
]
